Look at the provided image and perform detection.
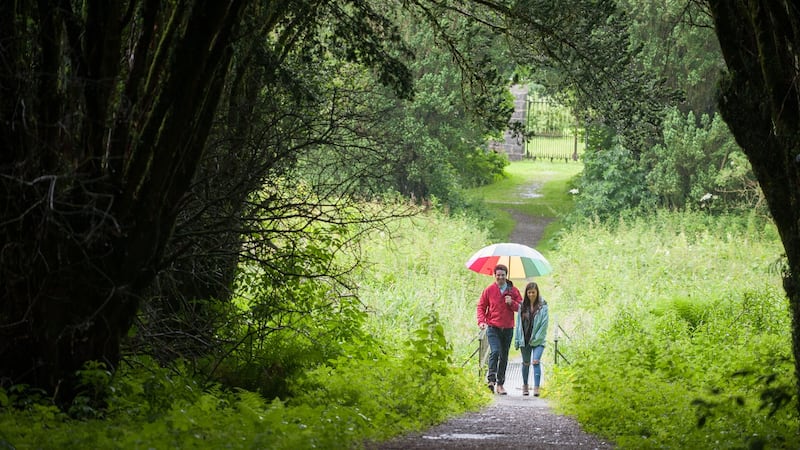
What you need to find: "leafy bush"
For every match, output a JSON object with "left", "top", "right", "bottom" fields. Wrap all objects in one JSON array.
[
  {"left": 460, "top": 146, "right": 511, "bottom": 188},
  {"left": 643, "top": 107, "right": 760, "bottom": 211},
  {"left": 570, "top": 129, "right": 657, "bottom": 221},
  {"left": 650, "top": 295, "right": 714, "bottom": 332},
  {"left": 0, "top": 306, "right": 485, "bottom": 450},
  {"left": 573, "top": 108, "right": 762, "bottom": 222}
]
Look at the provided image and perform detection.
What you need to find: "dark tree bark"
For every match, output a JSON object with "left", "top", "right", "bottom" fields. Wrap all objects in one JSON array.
[
  {"left": 0, "top": 0, "right": 248, "bottom": 407},
  {"left": 706, "top": 0, "right": 800, "bottom": 414}
]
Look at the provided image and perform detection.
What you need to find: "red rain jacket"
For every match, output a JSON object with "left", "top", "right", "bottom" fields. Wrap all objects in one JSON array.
[{"left": 477, "top": 282, "right": 521, "bottom": 329}]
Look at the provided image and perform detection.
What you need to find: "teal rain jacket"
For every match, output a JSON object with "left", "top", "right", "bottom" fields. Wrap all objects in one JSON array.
[{"left": 514, "top": 301, "right": 549, "bottom": 349}]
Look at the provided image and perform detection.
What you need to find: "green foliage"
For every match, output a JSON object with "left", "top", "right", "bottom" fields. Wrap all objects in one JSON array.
[
  {"left": 650, "top": 296, "right": 714, "bottom": 332},
  {"left": 643, "top": 107, "right": 759, "bottom": 211},
  {"left": 460, "top": 147, "right": 511, "bottom": 188},
  {"left": 570, "top": 101, "right": 760, "bottom": 223},
  {"left": 409, "top": 312, "right": 454, "bottom": 376},
  {"left": 620, "top": 0, "right": 725, "bottom": 116},
  {"left": 296, "top": 13, "right": 511, "bottom": 208},
  {"left": 215, "top": 200, "right": 370, "bottom": 398},
  {"left": 385, "top": 17, "right": 512, "bottom": 204},
  {"left": 508, "top": 0, "right": 679, "bottom": 154},
  {"left": 570, "top": 133, "right": 657, "bottom": 221},
  {"left": 68, "top": 361, "right": 113, "bottom": 419},
  {"left": 547, "top": 210, "right": 798, "bottom": 448},
  {"left": 291, "top": 312, "right": 483, "bottom": 444}
]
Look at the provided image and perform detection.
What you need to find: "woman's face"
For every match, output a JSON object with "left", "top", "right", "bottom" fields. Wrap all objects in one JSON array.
[{"left": 527, "top": 287, "right": 538, "bottom": 299}]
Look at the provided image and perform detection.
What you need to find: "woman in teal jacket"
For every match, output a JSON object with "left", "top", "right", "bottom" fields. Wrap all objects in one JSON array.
[{"left": 514, "top": 281, "right": 549, "bottom": 396}]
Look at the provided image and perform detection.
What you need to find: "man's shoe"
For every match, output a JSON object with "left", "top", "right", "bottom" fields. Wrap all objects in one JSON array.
[
  {"left": 495, "top": 384, "right": 507, "bottom": 395},
  {"left": 522, "top": 384, "right": 529, "bottom": 396},
  {"left": 487, "top": 382, "right": 495, "bottom": 393}
]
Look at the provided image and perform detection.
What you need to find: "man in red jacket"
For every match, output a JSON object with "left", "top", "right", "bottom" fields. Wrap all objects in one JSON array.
[{"left": 477, "top": 264, "right": 522, "bottom": 394}]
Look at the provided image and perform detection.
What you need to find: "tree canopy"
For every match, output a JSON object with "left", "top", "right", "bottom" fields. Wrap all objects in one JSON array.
[{"left": 6, "top": 0, "right": 798, "bottom": 422}]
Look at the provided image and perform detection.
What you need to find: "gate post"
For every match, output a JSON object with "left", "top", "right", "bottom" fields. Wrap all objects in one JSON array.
[{"left": 554, "top": 320, "right": 560, "bottom": 365}]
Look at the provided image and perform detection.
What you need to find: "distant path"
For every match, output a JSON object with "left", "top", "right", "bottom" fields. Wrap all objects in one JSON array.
[
  {"left": 507, "top": 209, "right": 553, "bottom": 248},
  {"left": 368, "top": 185, "right": 614, "bottom": 450}
]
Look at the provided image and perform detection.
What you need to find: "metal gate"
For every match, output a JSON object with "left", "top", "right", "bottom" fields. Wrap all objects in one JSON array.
[{"left": 525, "top": 96, "right": 584, "bottom": 162}]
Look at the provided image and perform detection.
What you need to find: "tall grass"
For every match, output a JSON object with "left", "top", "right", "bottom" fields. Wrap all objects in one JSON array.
[
  {"left": 546, "top": 210, "right": 797, "bottom": 448},
  {"left": 355, "top": 209, "right": 495, "bottom": 365}
]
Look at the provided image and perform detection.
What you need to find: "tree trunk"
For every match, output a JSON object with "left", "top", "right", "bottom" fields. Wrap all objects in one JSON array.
[
  {"left": 707, "top": 0, "right": 800, "bottom": 416},
  {"left": 0, "top": 0, "right": 247, "bottom": 408}
]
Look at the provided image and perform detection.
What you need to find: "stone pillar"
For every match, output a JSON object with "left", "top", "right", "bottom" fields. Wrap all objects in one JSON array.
[{"left": 488, "top": 84, "right": 528, "bottom": 161}]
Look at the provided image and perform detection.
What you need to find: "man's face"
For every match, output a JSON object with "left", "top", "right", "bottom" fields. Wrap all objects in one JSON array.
[{"left": 494, "top": 270, "right": 507, "bottom": 285}]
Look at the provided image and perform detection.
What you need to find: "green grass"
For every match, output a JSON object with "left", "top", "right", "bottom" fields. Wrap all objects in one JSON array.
[{"left": 466, "top": 159, "right": 583, "bottom": 251}]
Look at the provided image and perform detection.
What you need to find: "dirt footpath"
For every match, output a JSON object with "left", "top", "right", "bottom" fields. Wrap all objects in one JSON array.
[{"left": 367, "top": 209, "right": 614, "bottom": 449}]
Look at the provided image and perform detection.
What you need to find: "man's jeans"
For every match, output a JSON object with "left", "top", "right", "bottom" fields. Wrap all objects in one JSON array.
[{"left": 486, "top": 326, "right": 514, "bottom": 385}]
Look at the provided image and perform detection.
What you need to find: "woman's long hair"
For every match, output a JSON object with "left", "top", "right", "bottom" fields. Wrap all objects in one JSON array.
[{"left": 522, "top": 281, "right": 541, "bottom": 316}]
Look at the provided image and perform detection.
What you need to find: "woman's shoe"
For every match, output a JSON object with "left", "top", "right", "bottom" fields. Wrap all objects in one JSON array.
[
  {"left": 533, "top": 387, "right": 540, "bottom": 397},
  {"left": 487, "top": 382, "right": 495, "bottom": 393},
  {"left": 522, "top": 384, "right": 529, "bottom": 396},
  {"left": 495, "top": 384, "right": 507, "bottom": 395}
]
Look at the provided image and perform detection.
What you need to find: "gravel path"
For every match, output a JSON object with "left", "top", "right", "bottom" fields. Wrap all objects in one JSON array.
[
  {"left": 367, "top": 203, "right": 615, "bottom": 449},
  {"left": 368, "top": 364, "right": 614, "bottom": 449}
]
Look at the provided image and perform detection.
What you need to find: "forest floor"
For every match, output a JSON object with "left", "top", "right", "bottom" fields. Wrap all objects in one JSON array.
[{"left": 366, "top": 190, "right": 615, "bottom": 449}]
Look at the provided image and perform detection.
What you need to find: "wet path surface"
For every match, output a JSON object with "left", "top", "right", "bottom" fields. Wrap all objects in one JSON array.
[{"left": 368, "top": 359, "right": 614, "bottom": 449}]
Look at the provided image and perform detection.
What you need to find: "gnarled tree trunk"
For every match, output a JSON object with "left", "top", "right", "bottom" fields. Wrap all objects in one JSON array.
[
  {"left": 707, "top": 0, "right": 800, "bottom": 415},
  {"left": 0, "top": 0, "right": 246, "bottom": 408}
]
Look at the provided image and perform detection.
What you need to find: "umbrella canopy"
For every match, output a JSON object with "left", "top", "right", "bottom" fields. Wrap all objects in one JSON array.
[{"left": 465, "top": 242, "right": 552, "bottom": 279}]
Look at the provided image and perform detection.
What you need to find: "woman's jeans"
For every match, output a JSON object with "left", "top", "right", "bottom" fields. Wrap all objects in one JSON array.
[
  {"left": 486, "top": 326, "right": 514, "bottom": 385},
  {"left": 520, "top": 344, "right": 545, "bottom": 387}
]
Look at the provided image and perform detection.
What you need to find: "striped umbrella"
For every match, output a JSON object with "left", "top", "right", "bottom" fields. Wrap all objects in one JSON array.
[{"left": 465, "top": 242, "right": 552, "bottom": 279}]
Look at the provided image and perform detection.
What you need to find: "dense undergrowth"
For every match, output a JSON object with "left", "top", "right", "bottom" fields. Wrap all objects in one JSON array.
[
  {"left": 547, "top": 210, "right": 798, "bottom": 448},
  {"left": 0, "top": 207, "right": 493, "bottom": 449}
]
